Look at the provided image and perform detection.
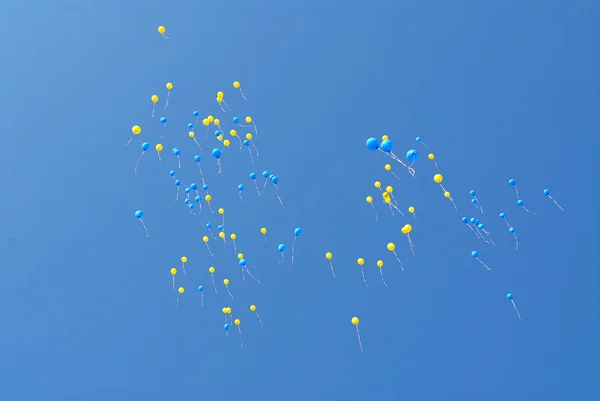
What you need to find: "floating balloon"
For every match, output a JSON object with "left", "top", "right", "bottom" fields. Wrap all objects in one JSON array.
[
  {"left": 155, "top": 143, "right": 163, "bottom": 161},
  {"left": 151, "top": 95, "right": 159, "bottom": 117},
  {"left": 223, "top": 278, "right": 234, "bottom": 299},
  {"left": 469, "top": 189, "right": 484, "bottom": 214},
  {"left": 181, "top": 256, "right": 187, "bottom": 275},
  {"left": 517, "top": 199, "right": 537, "bottom": 215},
  {"left": 134, "top": 142, "right": 150, "bottom": 173},
  {"left": 234, "top": 318, "right": 244, "bottom": 348},
  {"left": 233, "top": 81, "right": 246, "bottom": 100},
  {"left": 238, "top": 258, "right": 261, "bottom": 283},
  {"left": 198, "top": 285, "right": 204, "bottom": 306},
  {"left": 471, "top": 250, "right": 491, "bottom": 271},
  {"left": 260, "top": 227, "right": 268, "bottom": 242},
  {"left": 126, "top": 125, "right": 142, "bottom": 146},
  {"left": 278, "top": 243, "right": 286, "bottom": 263},
  {"left": 401, "top": 224, "right": 415, "bottom": 255},
  {"left": 291, "top": 227, "right": 302, "bottom": 264},
  {"left": 357, "top": 258, "right": 368, "bottom": 287},
  {"left": 134, "top": 210, "right": 148, "bottom": 238},
  {"left": 325, "top": 252, "right": 335, "bottom": 278},
  {"left": 250, "top": 304, "right": 263, "bottom": 328},
  {"left": 386, "top": 242, "right": 404, "bottom": 271},
  {"left": 193, "top": 155, "right": 205, "bottom": 185},
  {"left": 208, "top": 266, "right": 217, "bottom": 293},
  {"left": 164, "top": 82, "right": 173, "bottom": 109},
  {"left": 157, "top": 25, "right": 170, "bottom": 39},
  {"left": 508, "top": 178, "right": 519, "bottom": 200},
  {"left": 461, "top": 216, "right": 479, "bottom": 239},
  {"left": 408, "top": 206, "right": 416, "bottom": 219},
  {"left": 172, "top": 147, "right": 181, "bottom": 168},
  {"left": 212, "top": 148, "right": 223, "bottom": 173},
  {"left": 245, "top": 116, "right": 258, "bottom": 138},
  {"left": 202, "top": 236, "right": 214, "bottom": 257},
  {"left": 218, "top": 207, "right": 226, "bottom": 228},
  {"left": 365, "top": 196, "right": 378, "bottom": 223},
  {"left": 237, "top": 184, "right": 245, "bottom": 201},
  {"left": 506, "top": 293, "right": 522, "bottom": 320},
  {"left": 415, "top": 136, "right": 428, "bottom": 148},
  {"left": 188, "top": 131, "right": 202, "bottom": 149},
  {"left": 543, "top": 189, "right": 565, "bottom": 212},
  {"left": 428, "top": 153, "right": 440, "bottom": 172},
  {"left": 384, "top": 163, "right": 400, "bottom": 180},
  {"left": 351, "top": 317, "right": 363, "bottom": 352},
  {"left": 406, "top": 149, "right": 418, "bottom": 164},
  {"left": 224, "top": 323, "right": 230, "bottom": 335},
  {"left": 176, "top": 286, "right": 184, "bottom": 306},
  {"left": 432, "top": 174, "right": 457, "bottom": 210},
  {"left": 170, "top": 267, "right": 177, "bottom": 290},
  {"left": 508, "top": 226, "right": 519, "bottom": 250},
  {"left": 376, "top": 260, "right": 387, "bottom": 287},
  {"left": 205, "top": 194, "right": 214, "bottom": 213},
  {"left": 477, "top": 222, "right": 495, "bottom": 246}
]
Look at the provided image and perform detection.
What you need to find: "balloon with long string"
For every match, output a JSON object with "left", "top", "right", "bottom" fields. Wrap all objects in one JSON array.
[
  {"left": 193, "top": 196, "right": 203, "bottom": 214},
  {"left": 211, "top": 148, "right": 223, "bottom": 173},
  {"left": 365, "top": 137, "right": 415, "bottom": 178},
  {"left": 469, "top": 190, "right": 484, "bottom": 214},
  {"left": 222, "top": 307, "right": 228, "bottom": 322},
  {"left": 184, "top": 186, "right": 192, "bottom": 200},
  {"left": 477, "top": 223, "right": 495, "bottom": 246},
  {"left": 193, "top": 155, "right": 206, "bottom": 185},
  {"left": 155, "top": 143, "right": 163, "bottom": 162},
  {"left": 198, "top": 285, "right": 204, "bottom": 306},
  {"left": 543, "top": 189, "right": 564, "bottom": 211},
  {"left": 234, "top": 318, "right": 244, "bottom": 348},
  {"left": 229, "top": 233, "right": 239, "bottom": 254},
  {"left": 365, "top": 196, "right": 378, "bottom": 223},
  {"left": 471, "top": 250, "right": 492, "bottom": 271},
  {"left": 427, "top": 153, "right": 440, "bottom": 172},
  {"left": 517, "top": 199, "right": 537, "bottom": 215},
  {"left": 187, "top": 131, "right": 202, "bottom": 149},
  {"left": 226, "top": 308, "right": 233, "bottom": 324},
  {"left": 216, "top": 93, "right": 226, "bottom": 112},
  {"left": 204, "top": 194, "right": 215, "bottom": 213},
  {"left": 151, "top": 95, "right": 159, "bottom": 117},
  {"left": 291, "top": 227, "right": 302, "bottom": 264},
  {"left": 239, "top": 258, "right": 261, "bottom": 283},
  {"left": 159, "top": 117, "right": 167, "bottom": 139},
  {"left": 498, "top": 212, "right": 512, "bottom": 227},
  {"left": 375, "top": 260, "right": 387, "bottom": 286},
  {"left": 134, "top": 210, "right": 148, "bottom": 238},
  {"left": 260, "top": 227, "right": 268, "bottom": 242},
  {"left": 222, "top": 139, "right": 231, "bottom": 153},
  {"left": 325, "top": 252, "right": 336, "bottom": 278},
  {"left": 218, "top": 92, "right": 232, "bottom": 112},
  {"left": 461, "top": 217, "right": 479, "bottom": 239},
  {"left": 193, "top": 110, "right": 199, "bottom": 126},
  {"left": 506, "top": 293, "right": 522, "bottom": 320},
  {"left": 134, "top": 142, "right": 150, "bottom": 173},
  {"left": 408, "top": 206, "right": 417, "bottom": 219},
  {"left": 218, "top": 208, "right": 226, "bottom": 228},
  {"left": 269, "top": 175, "right": 284, "bottom": 207},
  {"left": 164, "top": 82, "right": 173, "bottom": 109},
  {"left": 385, "top": 185, "right": 400, "bottom": 207},
  {"left": 171, "top": 148, "right": 181, "bottom": 168},
  {"left": 433, "top": 174, "right": 457, "bottom": 210},
  {"left": 278, "top": 243, "right": 286, "bottom": 263},
  {"left": 383, "top": 193, "right": 403, "bottom": 216},
  {"left": 236, "top": 184, "right": 246, "bottom": 201},
  {"left": 224, "top": 323, "right": 230, "bottom": 336},
  {"left": 351, "top": 317, "right": 363, "bottom": 352},
  {"left": 250, "top": 304, "right": 263, "bottom": 328},
  {"left": 172, "top": 180, "right": 182, "bottom": 202},
  {"left": 245, "top": 133, "right": 260, "bottom": 156},
  {"left": 202, "top": 236, "right": 214, "bottom": 257},
  {"left": 208, "top": 266, "right": 218, "bottom": 293},
  {"left": 190, "top": 182, "right": 200, "bottom": 197},
  {"left": 508, "top": 178, "right": 520, "bottom": 200},
  {"left": 260, "top": 171, "right": 270, "bottom": 193},
  {"left": 202, "top": 118, "right": 211, "bottom": 139},
  {"left": 242, "top": 139, "right": 255, "bottom": 164},
  {"left": 508, "top": 227, "right": 519, "bottom": 250},
  {"left": 401, "top": 224, "right": 415, "bottom": 255},
  {"left": 233, "top": 81, "right": 246, "bottom": 100},
  {"left": 176, "top": 287, "right": 184, "bottom": 307},
  {"left": 223, "top": 278, "right": 234, "bottom": 299},
  {"left": 406, "top": 149, "right": 418, "bottom": 171},
  {"left": 384, "top": 163, "right": 400, "bottom": 180},
  {"left": 205, "top": 223, "right": 217, "bottom": 240},
  {"left": 357, "top": 258, "right": 369, "bottom": 287},
  {"left": 180, "top": 256, "right": 187, "bottom": 275},
  {"left": 233, "top": 116, "right": 249, "bottom": 128},
  {"left": 126, "top": 125, "right": 141, "bottom": 146},
  {"left": 386, "top": 243, "right": 404, "bottom": 271},
  {"left": 157, "top": 25, "right": 170, "bottom": 39},
  {"left": 245, "top": 116, "right": 258, "bottom": 138},
  {"left": 170, "top": 268, "right": 177, "bottom": 290},
  {"left": 230, "top": 129, "right": 243, "bottom": 150},
  {"left": 415, "top": 136, "right": 429, "bottom": 148}
]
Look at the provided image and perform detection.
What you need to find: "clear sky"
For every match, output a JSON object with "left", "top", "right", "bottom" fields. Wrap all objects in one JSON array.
[{"left": 1, "top": 0, "right": 598, "bottom": 400}]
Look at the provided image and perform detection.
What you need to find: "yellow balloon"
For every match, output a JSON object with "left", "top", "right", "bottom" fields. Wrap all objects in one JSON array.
[
  {"left": 444, "top": 191, "right": 451, "bottom": 198},
  {"left": 151, "top": 95, "right": 158, "bottom": 103},
  {"left": 226, "top": 307, "right": 232, "bottom": 314},
  {"left": 434, "top": 174, "right": 443, "bottom": 183},
  {"left": 384, "top": 197, "right": 391, "bottom": 204},
  {"left": 224, "top": 278, "right": 229, "bottom": 285},
  {"left": 250, "top": 304, "right": 257, "bottom": 311},
  {"left": 230, "top": 129, "right": 237, "bottom": 137},
  {"left": 357, "top": 258, "right": 365, "bottom": 266},
  {"left": 214, "top": 118, "right": 221, "bottom": 125},
  {"left": 260, "top": 227, "right": 267, "bottom": 234},
  {"left": 404, "top": 224, "right": 412, "bottom": 233},
  {"left": 366, "top": 196, "right": 373, "bottom": 203},
  {"left": 132, "top": 125, "right": 141, "bottom": 135},
  {"left": 428, "top": 153, "right": 435, "bottom": 160},
  {"left": 351, "top": 316, "right": 360, "bottom": 325},
  {"left": 222, "top": 307, "right": 227, "bottom": 314},
  {"left": 377, "top": 260, "right": 384, "bottom": 268},
  {"left": 223, "top": 139, "right": 231, "bottom": 147},
  {"left": 219, "top": 232, "right": 225, "bottom": 239},
  {"left": 234, "top": 318, "right": 241, "bottom": 325},
  {"left": 188, "top": 131, "right": 195, "bottom": 137},
  {"left": 233, "top": 81, "right": 240, "bottom": 88},
  {"left": 374, "top": 181, "right": 381, "bottom": 188},
  {"left": 387, "top": 242, "right": 395, "bottom": 251},
  {"left": 203, "top": 236, "right": 209, "bottom": 243},
  {"left": 384, "top": 164, "right": 392, "bottom": 171},
  {"left": 325, "top": 252, "right": 333, "bottom": 260},
  {"left": 382, "top": 191, "right": 389, "bottom": 198},
  {"left": 207, "top": 116, "right": 214, "bottom": 123},
  {"left": 245, "top": 116, "right": 252, "bottom": 123},
  {"left": 155, "top": 144, "right": 163, "bottom": 151},
  {"left": 218, "top": 208, "right": 224, "bottom": 215},
  {"left": 408, "top": 206, "right": 415, "bottom": 213},
  {"left": 217, "top": 91, "right": 224, "bottom": 97},
  {"left": 216, "top": 96, "right": 222, "bottom": 102},
  {"left": 203, "top": 118, "right": 209, "bottom": 126},
  {"left": 181, "top": 256, "right": 187, "bottom": 263},
  {"left": 205, "top": 195, "right": 212, "bottom": 202},
  {"left": 209, "top": 266, "right": 215, "bottom": 273},
  {"left": 386, "top": 186, "right": 393, "bottom": 193},
  {"left": 158, "top": 26, "right": 166, "bottom": 34},
  {"left": 217, "top": 135, "right": 224, "bottom": 141},
  {"left": 170, "top": 268, "right": 177, "bottom": 275},
  {"left": 178, "top": 287, "right": 184, "bottom": 294},
  {"left": 230, "top": 233, "right": 237, "bottom": 240},
  {"left": 245, "top": 133, "right": 253, "bottom": 140},
  {"left": 401, "top": 226, "right": 408, "bottom": 235},
  {"left": 382, "top": 135, "right": 389, "bottom": 141},
  {"left": 237, "top": 253, "right": 244, "bottom": 259},
  {"left": 166, "top": 82, "right": 173, "bottom": 90}
]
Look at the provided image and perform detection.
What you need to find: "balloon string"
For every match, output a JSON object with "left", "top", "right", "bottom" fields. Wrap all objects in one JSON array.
[
  {"left": 274, "top": 185, "right": 284, "bottom": 207},
  {"left": 238, "top": 326, "right": 243, "bottom": 348},
  {"left": 392, "top": 251, "right": 404, "bottom": 271},
  {"left": 226, "top": 287, "right": 235, "bottom": 299},
  {"left": 239, "top": 88, "right": 246, "bottom": 100},
  {"left": 218, "top": 102, "right": 226, "bottom": 112},
  {"left": 254, "top": 181, "right": 261, "bottom": 195},
  {"left": 125, "top": 137, "right": 133, "bottom": 146},
  {"left": 513, "top": 234, "right": 519, "bottom": 250},
  {"left": 522, "top": 206, "right": 537, "bottom": 216},
  {"left": 549, "top": 196, "right": 565, "bottom": 211},
  {"left": 329, "top": 261, "right": 336, "bottom": 278},
  {"left": 255, "top": 312, "right": 263, "bottom": 328},
  {"left": 200, "top": 293, "right": 203, "bottom": 307},
  {"left": 241, "top": 265, "right": 246, "bottom": 281},
  {"left": 291, "top": 237, "right": 297, "bottom": 264},
  {"left": 245, "top": 267, "right": 261, "bottom": 284},
  {"left": 134, "top": 152, "right": 145, "bottom": 174},
  {"left": 477, "top": 258, "right": 492, "bottom": 271},
  {"left": 139, "top": 219, "right": 148, "bottom": 238},
  {"left": 511, "top": 300, "right": 522, "bottom": 320},
  {"left": 205, "top": 243, "right": 214, "bottom": 257},
  {"left": 379, "top": 268, "right": 388, "bottom": 287},
  {"left": 356, "top": 326, "right": 364, "bottom": 352},
  {"left": 211, "top": 277, "right": 218, "bottom": 294},
  {"left": 172, "top": 276, "right": 175, "bottom": 290},
  {"left": 360, "top": 268, "right": 369, "bottom": 287},
  {"left": 247, "top": 148, "right": 255, "bottom": 165}
]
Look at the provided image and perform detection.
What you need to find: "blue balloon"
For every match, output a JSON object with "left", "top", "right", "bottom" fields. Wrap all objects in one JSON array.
[
  {"left": 185, "top": 187, "right": 191, "bottom": 193},
  {"left": 206, "top": 223, "right": 212, "bottom": 228},
  {"left": 188, "top": 123, "right": 194, "bottom": 129},
  {"left": 191, "top": 183, "right": 198, "bottom": 190},
  {"left": 470, "top": 217, "right": 476, "bottom": 224},
  {"left": 217, "top": 225, "right": 223, "bottom": 231},
  {"left": 416, "top": 136, "right": 422, "bottom": 143},
  {"left": 471, "top": 251, "right": 479, "bottom": 258},
  {"left": 268, "top": 174, "right": 274, "bottom": 180},
  {"left": 508, "top": 227, "right": 515, "bottom": 233},
  {"left": 471, "top": 198, "right": 478, "bottom": 205},
  {"left": 195, "top": 196, "right": 201, "bottom": 202},
  {"left": 474, "top": 218, "right": 480, "bottom": 225},
  {"left": 366, "top": 137, "right": 379, "bottom": 151},
  {"left": 169, "top": 170, "right": 176, "bottom": 177},
  {"left": 506, "top": 293, "right": 513, "bottom": 300},
  {"left": 543, "top": 189, "right": 550, "bottom": 196},
  {"left": 160, "top": 117, "right": 167, "bottom": 124},
  {"left": 238, "top": 184, "right": 245, "bottom": 191},
  {"left": 193, "top": 111, "right": 199, "bottom": 117},
  {"left": 175, "top": 180, "right": 181, "bottom": 186},
  {"left": 517, "top": 199, "right": 524, "bottom": 206},
  {"left": 233, "top": 117, "right": 239, "bottom": 124},
  {"left": 461, "top": 217, "right": 468, "bottom": 223},
  {"left": 406, "top": 149, "right": 418, "bottom": 162},
  {"left": 189, "top": 204, "right": 195, "bottom": 210},
  {"left": 198, "top": 285, "right": 204, "bottom": 291},
  {"left": 271, "top": 176, "right": 279, "bottom": 184},
  {"left": 508, "top": 179, "right": 516, "bottom": 186},
  {"left": 184, "top": 198, "right": 190, "bottom": 204},
  {"left": 499, "top": 212, "right": 506, "bottom": 219},
  {"left": 294, "top": 227, "right": 302, "bottom": 236},
  {"left": 212, "top": 148, "right": 222, "bottom": 158},
  {"left": 135, "top": 210, "right": 144, "bottom": 219},
  {"left": 250, "top": 173, "right": 257, "bottom": 180},
  {"left": 278, "top": 243, "right": 286, "bottom": 252},
  {"left": 478, "top": 223, "right": 484, "bottom": 229},
  {"left": 194, "top": 155, "right": 201, "bottom": 162},
  {"left": 224, "top": 323, "right": 230, "bottom": 331},
  {"left": 203, "top": 184, "right": 209, "bottom": 191},
  {"left": 469, "top": 190, "right": 476, "bottom": 196},
  {"left": 262, "top": 171, "right": 269, "bottom": 178},
  {"left": 172, "top": 148, "right": 181, "bottom": 156},
  {"left": 215, "top": 130, "right": 221, "bottom": 136},
  {"left": 141, "top": 142, "right": 150, "bottom": 151},
  {"left": 243, "top": 139, "right": 249, "bottom": 146},
  {"left": 239, "top": 258, "right": 247, "bottom": 266},
  {"left": 380, "top": 139, "right": 393, "bottom": 153}
]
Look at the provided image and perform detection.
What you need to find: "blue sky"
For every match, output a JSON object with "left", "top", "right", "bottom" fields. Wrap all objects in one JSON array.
[{"left": 1, "top": 0, "right": 598, "bottom": 400}]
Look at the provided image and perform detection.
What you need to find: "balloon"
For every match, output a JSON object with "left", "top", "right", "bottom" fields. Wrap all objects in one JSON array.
[
  {"left": 224, "top": 278, "right": 230, "bottom": 285},
  {"left": 543, "top": 189, "right": 550, "bottom": 196},
  {"left": 193, "top": 111, "right": 199, "bottom": 117},
  {"left": 132, "top": 125, "right": 141, "bottom": 135},
  {"left": 239, "top": 258, "right": 247, "bottom": 266},
  {"left": 471, "top": 251, "right": 479, "bottom": 258},
  {"left": 366, "top": 137, "right": 379, "bottom": 151},
  {"left": 428, "top": 153, "right": 435, "bottom": 160},
  {"left": 141, "top": 142, "right": 150, "bottom": 151},
  {"left": 387, "top": 243, "right": 395, "bottom": 251},
  {"left": 260, "top": 227, "right": 267, "bottom": 235},
  {"left": 408, "top": 206, "right": 415, "bottom": 214},
  {"left": 198, "top": 285, "right": 204, "bottom": 291},
  {"left": 434, "top": 174, "right": 443, "bottom": 183},
  {"left": 508, "top": 179, "right": 516, "bottom": 186},
  {"left": 234, "top": 318, "right": 241, "bottom": 325},
  {"left": 416, "top": 136, "right": 422, "bottom": 143},
  {"left": 212, "top": 148, "right": 222, "bottom": 158},
  {"left": 158, "top": 26, "right": 165, "bottom": 33},
  {"left": 351, "top": 317, "right": 359, "bottom": 325},
  {"left": 178, "top": 287, "right": 184, "bottom": 294},
  {"left": 380, "top": 139, "right": 393, "bottom": 153},
  {"left": 224, "top": 324, "right": 230, "bottom": 331},
  {"left": 166, "top": 82, "right": 173, "bottom": 90},
  {"left": 170, "top": 268, "right": 177, "bottom": 275},
  {"left": 278, "top": 244, "right": 286, "bottom": 252},
  {"left": 250, "top": 305, "right": 256, "bottom": 311},
  {"left": 404, "top": 224, "right": 412, "bottom": 233},
  {"left": 135, "top": 210, "right": 144, "bottom": 219},
  {"left": 209, "top": 266, "right": 215, "bottom": 273},
  {"left": 155, "top": 144, "right": 163, "bottom": 151},
  {"left": 233, "top": 81, "right": 240, "bottom": 88},
  {"left": 325, "top": 252, "right": 332, "bottom": 260},
  {"left": 294, "top": 228, "right": 302, "bottom": 236},
  {"left": 151, "top": 95, "right": 158, "bottom": 103},
  {"left": 245, "top": 116, "right": 252, "bottom": 123},
  {"left": 406, "top": 149, "right": 418, "bottom": 162},
  {"left": 160, "top": 117, "right": 167, "bottom": 125},
  {"left": 357, "top": 258, "right": 364, "bottom": 265}
]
